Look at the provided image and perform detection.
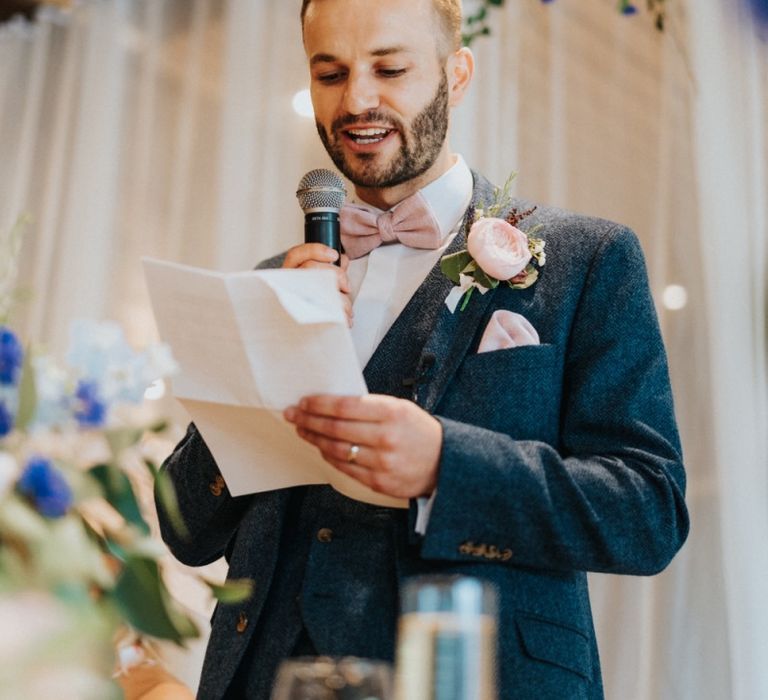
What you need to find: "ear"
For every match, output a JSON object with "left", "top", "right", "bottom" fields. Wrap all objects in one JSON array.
[{"left": 446, "top": 47, "right": 474, "bottom": 107}]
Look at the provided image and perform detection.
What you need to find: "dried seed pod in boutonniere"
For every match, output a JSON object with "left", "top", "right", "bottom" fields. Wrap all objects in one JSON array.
[{"left": 441, "top": 174, "right": 546, "bottom": 312}]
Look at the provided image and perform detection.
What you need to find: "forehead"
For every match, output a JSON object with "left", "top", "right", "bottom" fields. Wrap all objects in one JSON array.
[{"left": 303, "top": 0, "right": 440, "bottom": 61}]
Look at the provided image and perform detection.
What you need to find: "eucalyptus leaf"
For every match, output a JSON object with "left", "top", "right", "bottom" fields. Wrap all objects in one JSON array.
[
  {"left": 440, "top": 250, "right": 473, "bottom": 284},
  {"left": 113, "top": 556, "right": 199, "bottom": 643},
  {"left": 14, "top": 345, "right": 37, "bottom": 430},
  {"left": 205, "top": 577, "right": 254, "bottom": 604},
  {"left": 148, "top": 419, "right": 169, "bottom": 434},
  {"left": 103, "top": 535, "right": 128, "bottom": 562},
  {"left": 154, "top": 468, "right": 190, "bottom": 540},
  {"left": 472, "top": 268, "right": 499, "bottom": 290},
  {"left": 105, "top": 427, "right": 144, "bottom": 458},
  {"left": 143, "top": 458, "right": 159, "bottom": 478},
  {"left": 89, "top": 463, "right": 150, "bottom": 536}
]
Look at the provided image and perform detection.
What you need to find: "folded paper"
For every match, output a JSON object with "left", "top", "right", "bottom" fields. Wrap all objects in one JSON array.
[{"left": 142, "top": 258, "right": 406, "bottom": 508}]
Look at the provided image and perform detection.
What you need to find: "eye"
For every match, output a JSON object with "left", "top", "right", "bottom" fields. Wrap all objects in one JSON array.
[
  {"left": 315, "top": 70, "right": 347, "bottom": 85},
  {"left": 378, "top": 68, "right": 406, "bottom": 78}
]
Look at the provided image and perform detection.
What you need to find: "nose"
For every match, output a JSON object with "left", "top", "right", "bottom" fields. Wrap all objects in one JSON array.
[{"left": 342, "top": 71, "right": 379, "bottom": 115}]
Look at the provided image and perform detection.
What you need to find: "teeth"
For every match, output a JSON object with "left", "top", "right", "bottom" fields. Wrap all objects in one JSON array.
[{"left": 347, "top": 127, "right": 390, "bottom": 137}]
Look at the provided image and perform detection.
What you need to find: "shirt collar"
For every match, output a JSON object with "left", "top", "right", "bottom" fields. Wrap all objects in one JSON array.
[
  {"left": 349, "top": 154, "right": 474, "bottom": 242},
  {"left": 417, "top": 154, "right": 474, "bottom": 239}
]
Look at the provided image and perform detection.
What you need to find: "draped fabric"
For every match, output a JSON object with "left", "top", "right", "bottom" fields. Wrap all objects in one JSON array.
[{"left": 1, "top": 1, "right": 766, "bottom": 697}]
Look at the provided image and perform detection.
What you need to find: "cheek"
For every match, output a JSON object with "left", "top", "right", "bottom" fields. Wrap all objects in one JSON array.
[{"left": 309, "top": 89, "right": 335, "bottom": 125}]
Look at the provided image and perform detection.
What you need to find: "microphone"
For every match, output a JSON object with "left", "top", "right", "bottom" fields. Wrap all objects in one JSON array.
[
  {"left": 402, "top": 353, "right": 436, "bottom": 401},
  {"left": 296, "top": 168, "right": 347, "bottom": 266}
]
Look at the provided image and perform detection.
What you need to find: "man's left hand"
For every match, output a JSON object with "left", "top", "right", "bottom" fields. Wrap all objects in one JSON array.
[{"left": 284, "top": 395, "right": 442, "bottom": 499}]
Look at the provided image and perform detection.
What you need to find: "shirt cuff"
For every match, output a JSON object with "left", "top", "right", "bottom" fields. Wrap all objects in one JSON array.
[{"left": 414, "top": 490, "right": 438, "bottom": 535}]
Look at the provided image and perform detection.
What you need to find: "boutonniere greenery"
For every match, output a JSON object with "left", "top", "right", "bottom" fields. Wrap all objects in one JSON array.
[{"left": 441, "top": 173, "right": 546, "bottom": 312}]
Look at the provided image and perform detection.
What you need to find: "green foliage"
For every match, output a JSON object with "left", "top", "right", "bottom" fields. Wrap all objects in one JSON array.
[
  {"left": 462, "top": 0, "right": 668, "bottom": 47},
  {"left": 484, "top": 171, "right": 518, "bottom": 219},
  {"left": 0, "top": 214, "right": 30, "bottom": 324},
  {"left": 154, "top": 468, "right": 190, "bottom": 540},
  {"left": 440, "top": 250, "right": 474, "bottom": 284},
  {"left": 14, "top": 346, "right": 37, "bottom": 431},
  {"left": 89, "top": 464, "right": 150, "bottom": 536},
  {"left": 205, "top": 577, "right": 254, "bottom": 605},
  {"left": 113, "top": 556, "right": 199, "bottom": 643}
]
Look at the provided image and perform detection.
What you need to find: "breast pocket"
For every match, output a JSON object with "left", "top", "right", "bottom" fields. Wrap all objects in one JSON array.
[{"left": 436, "top": 344, "right": 562, "bottom": 440}]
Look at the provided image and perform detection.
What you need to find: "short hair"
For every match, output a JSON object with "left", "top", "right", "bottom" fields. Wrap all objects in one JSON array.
[{"left": 300, "top": 0, "right": 463, "bottom": 55}]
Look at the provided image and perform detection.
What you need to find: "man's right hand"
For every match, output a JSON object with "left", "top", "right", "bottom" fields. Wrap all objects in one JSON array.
[{"left": 281, "top": 243, "right": 353, "bottom": 327}]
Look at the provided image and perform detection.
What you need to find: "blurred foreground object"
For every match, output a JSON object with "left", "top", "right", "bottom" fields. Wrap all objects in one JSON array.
[
  {"left": 394, "top": 576, "right": 498, "bottom": 700},
  {"left": 272, "top": 656, "right": 394, "bottom": 700},
  {"left": 115, "top": 637, "right": 195, "bottom": 700},
  {"left": 0, "top": 220, "right": 250, "bottom": 698}
]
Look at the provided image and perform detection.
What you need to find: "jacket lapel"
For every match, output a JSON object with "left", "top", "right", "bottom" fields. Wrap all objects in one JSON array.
[{"left": 364, "top": 172, "right": 502, "bottom": 411}]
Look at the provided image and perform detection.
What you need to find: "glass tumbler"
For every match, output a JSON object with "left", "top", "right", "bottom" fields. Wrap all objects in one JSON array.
[
  {"left": 394, "top": 575, "right": 497, "bottom": 700},
  {"left": 271, "top": 656, "right": 393, "bottom": 700}
]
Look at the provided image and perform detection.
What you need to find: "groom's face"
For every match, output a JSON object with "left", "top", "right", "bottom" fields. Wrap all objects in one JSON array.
[{"left": 303, "top": 0, "right": 452, "bottom": 192}]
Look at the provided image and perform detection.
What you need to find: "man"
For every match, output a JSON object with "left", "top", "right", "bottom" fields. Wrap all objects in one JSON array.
[{"left": 156, "top": 0, "right": 689, "bottom": 697}]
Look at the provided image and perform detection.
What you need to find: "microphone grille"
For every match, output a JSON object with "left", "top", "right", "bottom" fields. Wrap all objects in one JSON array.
[{"left": 296, "top": 168, "right": 347, "bottom": 211}]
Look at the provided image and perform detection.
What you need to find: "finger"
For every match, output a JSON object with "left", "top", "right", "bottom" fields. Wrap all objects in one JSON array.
[
  {"left": 298, "top": 394, "right": 397, "bottom": 422},
  {"left": 329, "top": 459, "right": 385, "bottom": 492},
  {"left": 290, "top": 412, "right": 380, "bottom": 445},
  {"left": 336, "top": 267, "right": 351, "bottom": 294},
  {"left": 293, "top": 259, "right": 350, "bottom": 294},
  {"left": 282, "top": 243, "right": 339, "bottom": 268},
  {"left": 339, "top": 253, "right": 350, "bottom": 271},
  {"left": 295, "top": 427, "right": 373, "bottom": 467},
  {"left": 342, "top": 294, "right": 354, "bottom": 327}
]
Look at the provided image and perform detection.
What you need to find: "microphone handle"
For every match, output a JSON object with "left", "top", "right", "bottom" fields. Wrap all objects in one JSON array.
[{"left": 305, "top": 211, "right": 341, "bottom": 266}]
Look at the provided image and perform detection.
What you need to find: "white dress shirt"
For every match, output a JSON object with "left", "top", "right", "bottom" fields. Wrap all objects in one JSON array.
[
  {"left": 347, "top": 155, "right": 473, "bottom": 367},
  {"left": 345, "top": 155, "right": 473, "bottom": 532}
]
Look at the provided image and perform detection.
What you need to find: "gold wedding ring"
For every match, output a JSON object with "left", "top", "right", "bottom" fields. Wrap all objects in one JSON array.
[{"left": 347, "top": 443, "right": 360, "bottom": 464}]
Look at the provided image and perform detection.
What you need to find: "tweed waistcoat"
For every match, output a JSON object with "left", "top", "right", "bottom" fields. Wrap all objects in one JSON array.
[{"left": 224, "top": 262, "right": 451, "bottom": 698}]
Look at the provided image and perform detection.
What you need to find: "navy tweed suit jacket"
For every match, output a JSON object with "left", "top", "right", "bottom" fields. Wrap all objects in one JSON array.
[{"left": 156, "top": 171, "right": 689, "bottom": 699}]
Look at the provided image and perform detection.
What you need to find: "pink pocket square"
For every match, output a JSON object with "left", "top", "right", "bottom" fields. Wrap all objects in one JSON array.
[{"left": 478, "top": 310, "right": 540, "bottom": 353}]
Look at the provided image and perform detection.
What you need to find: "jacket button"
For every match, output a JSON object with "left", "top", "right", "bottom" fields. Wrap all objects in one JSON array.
[
  {"left": 316, "top": 527, "right": 334, "bottom": 543},
  {"left": 236, "top": 612, "right": 248, "bottom": 633},
  {"left": 209, "top": 474, "right": 225, "bottom": 496}
]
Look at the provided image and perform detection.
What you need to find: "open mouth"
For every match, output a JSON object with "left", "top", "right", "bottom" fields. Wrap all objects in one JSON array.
[{"left": 343, "top": 127, "right": 394, "bottom": 145}]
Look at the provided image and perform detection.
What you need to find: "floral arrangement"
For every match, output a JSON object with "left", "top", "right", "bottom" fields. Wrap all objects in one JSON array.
[
  {"left": 462, "top": 0, "right": 669, "bottom": 45},
  {"left": 0, "top": 0, "right": 73, "bottom": 25},
  {"left": 0, "top": 222, "right": 248, "bottom": 697},
  {"left": 441, "top": 173, "right": 546, "bottom": 312}
]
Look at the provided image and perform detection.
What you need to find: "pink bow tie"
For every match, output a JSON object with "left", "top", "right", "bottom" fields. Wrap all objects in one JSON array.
[{"left": 340, "top": 191, "right": 443, "bottom": 260}]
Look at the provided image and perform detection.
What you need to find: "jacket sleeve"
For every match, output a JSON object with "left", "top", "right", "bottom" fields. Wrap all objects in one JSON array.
[
  {"left": 155, "top": 423, "right": 254, "bottom": 567},
  {"left": 418, "top": 226, "right": 689, "bottom": 575}
]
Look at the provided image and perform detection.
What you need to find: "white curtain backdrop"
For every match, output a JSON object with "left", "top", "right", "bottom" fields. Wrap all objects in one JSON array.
[{"left": 1, "top": 0, "right": 766, "bottom": 697}]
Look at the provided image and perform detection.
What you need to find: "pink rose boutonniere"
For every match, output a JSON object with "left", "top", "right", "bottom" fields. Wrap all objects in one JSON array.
[{"left": 441, "top": 174, "right": 546, "bottom": 312}]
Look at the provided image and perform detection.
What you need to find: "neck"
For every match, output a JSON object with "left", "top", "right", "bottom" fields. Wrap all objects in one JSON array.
[{"left": 353, "top": 148, "right": 456, "bottom": 210}]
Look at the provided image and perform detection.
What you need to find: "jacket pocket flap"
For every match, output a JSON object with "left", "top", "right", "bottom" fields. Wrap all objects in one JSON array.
[{"left": 516, "top": 613, "right": 591, "bottom": 680}]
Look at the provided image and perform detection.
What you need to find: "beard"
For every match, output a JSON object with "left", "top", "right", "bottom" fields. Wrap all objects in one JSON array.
[{"left": 316, "top": 72, "right": 449, "bottom": 189}]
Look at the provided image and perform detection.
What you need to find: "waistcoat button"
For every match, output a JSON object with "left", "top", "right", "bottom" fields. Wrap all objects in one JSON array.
[
  {"left": 236, "top": 612, "right": 248, "bottom": 633},
  {"left": 316, "top": 527, "right": 334, "bottom": 543},
  {"left": 209, "top": 474, "right": 225, "bottom": 496}
]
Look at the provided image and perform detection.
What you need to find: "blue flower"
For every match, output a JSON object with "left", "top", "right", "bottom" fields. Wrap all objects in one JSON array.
[
  {"left": 619, "top": 0, "right": 638, "bottom": 14},
  {"left": 17, "top": 457, "right": 73, "bottom": 518},
  {"left": 746, "top": 0, "right": 768, "bottom": 25},
  {"left": 73, "top": 379, "right": 107, "bottom": 428},
  {"left": 0, "top": 398, "right": 12, "bottom": 437},
  {"left": 0, "top": 326, "right": 23, "bottom": 386}
]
